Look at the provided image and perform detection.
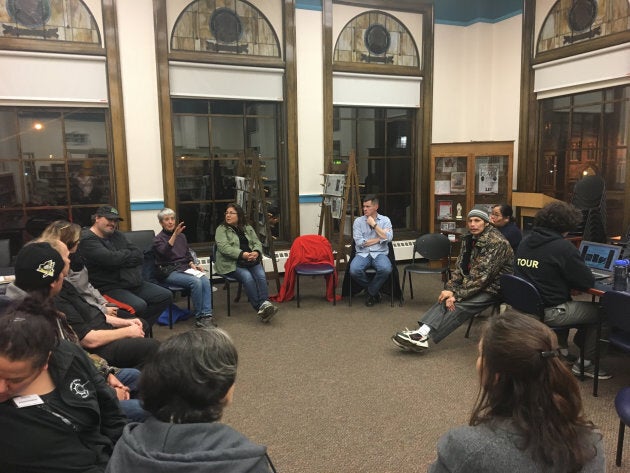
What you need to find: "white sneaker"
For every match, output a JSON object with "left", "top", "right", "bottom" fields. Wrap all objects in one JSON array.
[
  {"left": 392, "top": 330, "right": 429, "bottom": 351},
  {"left": 257, "top": 301, "right": 272, "bottom": 315}
]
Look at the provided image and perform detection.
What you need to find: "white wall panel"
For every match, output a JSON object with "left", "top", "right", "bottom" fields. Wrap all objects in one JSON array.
[
  {"left": 534, "top": 44, "right": 630, "bottom": 99},
  {"left": 333, "top": 73, "right": 422, "bottom": 107},
  {"left": 170, "top": 63, "right": 284, "bottom": 100},
  {"left": 0, "top": 51, "right": 107, "bottom": 105}
]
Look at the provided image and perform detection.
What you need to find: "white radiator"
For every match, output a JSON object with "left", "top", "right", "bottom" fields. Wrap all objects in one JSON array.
[{"left": 199, "top": 240, "right": 416, "bottom": 275}]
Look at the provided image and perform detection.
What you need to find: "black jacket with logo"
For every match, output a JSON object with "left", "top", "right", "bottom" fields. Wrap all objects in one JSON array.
[
  {"left": 0, "top": 340, "right": 126, "bottom": 472},
  {"left": 515, "top": 227, "right": 594, "bottom": 307}
]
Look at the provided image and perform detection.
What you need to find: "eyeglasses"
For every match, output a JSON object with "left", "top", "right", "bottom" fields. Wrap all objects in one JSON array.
[{"left": 225, "top": 211, "right": 238, "bottom": 215}]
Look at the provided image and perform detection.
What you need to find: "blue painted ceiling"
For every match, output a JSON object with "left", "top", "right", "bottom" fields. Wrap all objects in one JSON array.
[{"left": 434, "top": 0, "right": 523, "bottom": 24}]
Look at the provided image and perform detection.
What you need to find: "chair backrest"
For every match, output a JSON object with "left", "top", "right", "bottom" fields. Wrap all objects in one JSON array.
[
  {"left": 603, "top": 291, "right": 630, "bottom": 334},
  {"left": 499, "top": 274, "right": 545, "bottom": 319},
  {"left": 413, "top": 233, "right": 451, "bottom": 262},
  {"left": 0, "top": 239, "right": 10, "bottom": 267},
  {"left": 122, "top": 230, "right": 155, "bottom": 252}
]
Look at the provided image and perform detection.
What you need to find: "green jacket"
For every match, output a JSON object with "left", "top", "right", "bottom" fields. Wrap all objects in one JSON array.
[{"left": 214, "top": 224, "right": 263, "bottom": 274}]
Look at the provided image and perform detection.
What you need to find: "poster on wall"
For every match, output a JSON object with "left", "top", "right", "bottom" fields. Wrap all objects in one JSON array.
[
  {"left": 450, "top": 172, "right": 466, "bottom": 194},
  {"left": 437, "top": 200, "right": 453, "bottom": 220},
  {"left": 478, "top": 164, "right": 499, "bottom": 194}
]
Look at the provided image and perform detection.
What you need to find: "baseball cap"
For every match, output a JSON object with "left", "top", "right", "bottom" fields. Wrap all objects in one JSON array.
[
  {"left": 14, "top": 242, "right": 65, "bottom": 291},
  {"left": 95, "top": 205, "right": 124, "bottom": 221}
]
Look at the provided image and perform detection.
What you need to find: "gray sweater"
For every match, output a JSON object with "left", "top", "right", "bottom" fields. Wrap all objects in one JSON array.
[
  {"left": 428, "top": 420, "right": 605, "bottom": 473},
  {"left": 105, "top": 417, "right": 272, "bottom": 473}
]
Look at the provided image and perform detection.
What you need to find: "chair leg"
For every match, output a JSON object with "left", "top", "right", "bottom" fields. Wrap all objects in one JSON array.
[
  {"left": 348, "top": 276, "right": 353, "bottom": 307},
  {"left": 408, "top": 273, "right": 414, "bottom": 300},
  {"left": 226, "top": 282, "right": 231, "bottom": 317},
  {"left": 593, "top": 318, "right": 602, "bottom": 397},
  {"left": 389, "top": 273, "right": 394, "bottom": 307},
  {"left": 332, "top": 272, "right": 336, "bottom": 306},
  {"left": 296, "top": 274, "right": 301, "bottom": 308},
  {"left": 464, "top": 316, "right": 474, "bottom": 338},
  {"left": 168, "top": 303, "right": 173, "bottom": 330},
  {"left": 617, "top": 420, "right": 625, "bottom": 467},
  {"left": 401, "top": 271, "right": 407, "bottom": 300}
]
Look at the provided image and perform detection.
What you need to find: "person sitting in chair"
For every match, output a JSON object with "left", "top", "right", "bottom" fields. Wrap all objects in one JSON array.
[
  {"left": 152, "top": 208, "right": 215, "bottom": 329},
  {"left": 392, "top": 208, "right": 513, "bottom": 352},
  {"left": 350, "top": 195, "right": 393, "bottom": 307}
]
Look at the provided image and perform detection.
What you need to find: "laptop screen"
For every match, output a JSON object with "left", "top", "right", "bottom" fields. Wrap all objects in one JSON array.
[{"left": 578, "top": 241, "right": 621, "bottom": 272}]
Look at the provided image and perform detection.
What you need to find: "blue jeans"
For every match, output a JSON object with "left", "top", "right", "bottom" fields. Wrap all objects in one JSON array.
[
  {"left": 228, "top": 263, "right": 269, "bottom": 311},
  {"left": 349, "top": 253, "right": 392, "bottom": 297},
  {"left": 164, "top": 271, "right": 212, "bottom": 317},
  {"left": 116, "top": 368, "right": 148, "bottom": 422}
]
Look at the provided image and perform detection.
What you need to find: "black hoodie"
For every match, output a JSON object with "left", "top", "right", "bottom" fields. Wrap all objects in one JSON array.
[
  {"left": 515, "top": 227, "right": 594, "bottom": 307},
  {"left": 105, "top": 417, "right": 272, "bottom": 473}
]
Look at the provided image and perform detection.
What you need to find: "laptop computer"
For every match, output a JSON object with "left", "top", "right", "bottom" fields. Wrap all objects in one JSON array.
[{"left": 578, "top": 240, "right": 622, "bottom": 280}]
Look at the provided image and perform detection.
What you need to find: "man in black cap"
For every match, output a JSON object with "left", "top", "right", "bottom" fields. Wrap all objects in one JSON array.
[
  {"left": 391, "top": 208, "right": 514, "bottom": 352},
  {"left": 78, "top": 205, "right": 172, "bottom": 327}
]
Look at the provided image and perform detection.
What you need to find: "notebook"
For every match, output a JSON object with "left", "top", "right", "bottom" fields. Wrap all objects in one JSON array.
[{"left": 578, "top": 240, "right": 622, "bottom": 280}]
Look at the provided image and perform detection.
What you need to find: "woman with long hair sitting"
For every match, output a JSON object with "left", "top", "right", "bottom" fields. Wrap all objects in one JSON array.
[{"left": 429, "top": 310, "right": 604, "bottom": 472}]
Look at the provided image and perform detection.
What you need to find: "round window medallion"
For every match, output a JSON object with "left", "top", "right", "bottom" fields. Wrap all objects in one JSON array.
[
  {"left": 364, "top": 24, "right": 390, "bottom": 55},
  {"left": 568, "top": 0, "right": 597, "bottom": 32},
  {"left": 7, "top": 0, "right": 51, "bottom": 27},
  {"left": 210, "top": 8, "right": 243, "bottom": 43}
]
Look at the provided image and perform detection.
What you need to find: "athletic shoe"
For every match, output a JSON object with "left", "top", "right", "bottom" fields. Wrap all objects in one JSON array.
[
  {"left": 571, "top": 363, "right": 612, "bottom": 380},
  {"left": 392, "top": 329, "right": 429, "bottom": 351},
  {"left": 195, "top": 316, "right": 217, "bottom": 328},
  {"left": 257, "top": 301, "right": 278, "bottom": 323}
]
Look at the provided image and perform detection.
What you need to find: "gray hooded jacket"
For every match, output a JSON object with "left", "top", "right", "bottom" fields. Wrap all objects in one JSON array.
[{"left": 105, "top": 417, "right": 273, "bottom": 473}]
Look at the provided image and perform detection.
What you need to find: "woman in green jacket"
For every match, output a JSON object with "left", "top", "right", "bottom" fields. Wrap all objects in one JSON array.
[{"left": 215, "top": 203, "right": 278, "bottom": 322}]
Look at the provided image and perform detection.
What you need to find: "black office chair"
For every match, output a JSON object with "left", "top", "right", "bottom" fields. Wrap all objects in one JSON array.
[
  {"left": 401, "top": 233, "right": 451, "bottom": 302},
  {"left": 210, "top": 243, "right": 242, "bottom": 317},
  {"left": 122, "top": 230, "right": 190, "bottom": 330},
  {"left": 499, "top": 274, "right": 602, "bottom": 394}
]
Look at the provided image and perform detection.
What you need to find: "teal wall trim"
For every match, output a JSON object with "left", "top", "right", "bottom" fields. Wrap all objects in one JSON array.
[
  {"left": 130, "top": 201, "right": 165, "bottom": 211},
  {"left": 296, "top": 0, "right": 321, "bottom": 12},
  {"left": 435, "top": 10, "right": 522, "bottom": 26},
  {"left": 299, "top": 195, "right": 322, "bottom": 203}
]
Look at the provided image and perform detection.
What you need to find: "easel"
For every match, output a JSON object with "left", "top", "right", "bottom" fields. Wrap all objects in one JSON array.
[
  {"left": 318, "top": 150, "right": 362, "bottom": 268},
  {"left": 235, "top": 155, "right": 281, "bottom": 293}
]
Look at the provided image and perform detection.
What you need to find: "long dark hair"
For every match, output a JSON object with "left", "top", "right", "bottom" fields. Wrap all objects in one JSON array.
[
  {"left": 140, "top": 328, "right": 238, "bottom": 423},
  {"left": 470, "top": 311, "right": 599, "bottom": 471},
  {"left": 0, "top": 298, "right": 59, "bottom": 369},
  {"left": 222, "top": 203, "right": 247, "bottom": 230}
]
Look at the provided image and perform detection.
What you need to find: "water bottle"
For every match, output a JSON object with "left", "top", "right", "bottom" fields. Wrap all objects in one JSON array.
[{"left": 612, "top": 259, "right": 629, "bottom": 292}]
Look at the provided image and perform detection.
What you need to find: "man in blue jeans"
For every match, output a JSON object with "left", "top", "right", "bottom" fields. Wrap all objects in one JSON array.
[{"left": 350, "top": 195, "right": 393, "bottom": 307}]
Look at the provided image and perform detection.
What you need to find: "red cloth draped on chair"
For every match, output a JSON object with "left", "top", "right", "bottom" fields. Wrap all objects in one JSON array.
[{"left": 271, "top": 234, "right": 341, "bottom": 302}]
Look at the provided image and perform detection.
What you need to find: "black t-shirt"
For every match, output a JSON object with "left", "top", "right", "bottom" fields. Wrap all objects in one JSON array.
[{"left": 0, "top": 390, "right": 106, "bottom": 473}]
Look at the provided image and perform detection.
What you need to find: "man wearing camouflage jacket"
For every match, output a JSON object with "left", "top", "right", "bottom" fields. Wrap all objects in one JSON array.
[{"left": 392, "top": 208, "right": 514, "bottom": 352}]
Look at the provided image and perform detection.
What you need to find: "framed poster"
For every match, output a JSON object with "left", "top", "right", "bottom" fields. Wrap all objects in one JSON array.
[
  {"left": 434, "top": 180, "right": 451, "bottom": 195},
  {"left": 478, "top": 164, "right": 499, "bottom": 194},
  {"left": 440, "top": 221, "right": 456, "bottom": 231},
  {"left": 437, "top": 200, "right": 453, "bottom": 220},
  {"left": 450, "top": 172, "right": 466, "bottom": 194}
]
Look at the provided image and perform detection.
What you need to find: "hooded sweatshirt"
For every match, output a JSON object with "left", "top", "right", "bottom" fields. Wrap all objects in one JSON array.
[
  {"left": 105, "top": 417, "right": 272, "bottom": 473},
  {"left": 515, "top": 227, "right": 594, "bottom": 307}
]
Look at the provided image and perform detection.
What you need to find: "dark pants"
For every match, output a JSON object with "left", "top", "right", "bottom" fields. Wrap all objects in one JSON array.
[
  {"left": 104, "top": 281, "right": 172, "bottom": 327},
  {"left": 91, "top": 336, "right": 160, "bottom": 369},
  {"left": 420, "top": 291, "right": 500, "bottom": 343}
]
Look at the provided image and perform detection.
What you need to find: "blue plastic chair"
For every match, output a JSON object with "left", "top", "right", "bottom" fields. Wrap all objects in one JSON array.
[{"left": 615, "top": 387, "right": 630, "bottom": 467}]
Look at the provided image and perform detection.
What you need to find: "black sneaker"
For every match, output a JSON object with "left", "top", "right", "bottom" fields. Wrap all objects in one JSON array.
[
  {"left": 195, "top": 316, "right": 217, "bottom": 328},
  {"left": 366, "top": 295, "right": 380, "bottom": 307},
  {"left": 392, "top": 329, "right": 429, "bottom": 351}
]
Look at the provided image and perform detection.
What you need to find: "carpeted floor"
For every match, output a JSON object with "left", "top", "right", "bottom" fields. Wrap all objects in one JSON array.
[{"left": 153, "top": 269, "right": 629, "bottom": 472}]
